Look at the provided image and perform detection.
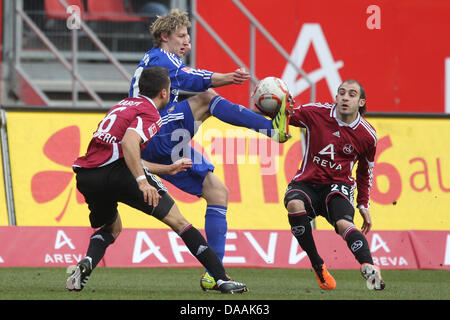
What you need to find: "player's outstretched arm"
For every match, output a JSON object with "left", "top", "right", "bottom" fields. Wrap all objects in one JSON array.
[
  {"left": 142, "top": 158, "right": 193, "bottom": 175},
  {"left": 211, "top": 67, "right": 250, "bottom": 87},
  {"left": 359, "top": 207, "right": 372, "bottom": 234}
]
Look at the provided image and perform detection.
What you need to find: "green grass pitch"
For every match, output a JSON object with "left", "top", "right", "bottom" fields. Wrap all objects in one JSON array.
[{"left": 0, "top": 267, "right": 448, "bottom": 301}]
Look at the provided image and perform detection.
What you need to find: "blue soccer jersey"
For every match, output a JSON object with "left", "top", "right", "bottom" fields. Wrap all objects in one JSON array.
[
  {"left": 129, "top": 47, "right": 213, "bottom": 103},
  {"left": 129, "top": 47, "right": 216, "bottom": 195}
]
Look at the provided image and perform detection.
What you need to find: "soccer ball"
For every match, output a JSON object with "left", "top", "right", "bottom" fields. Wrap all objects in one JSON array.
[{"left": 253, "top": 76, "right": 289, "bottom": 118}]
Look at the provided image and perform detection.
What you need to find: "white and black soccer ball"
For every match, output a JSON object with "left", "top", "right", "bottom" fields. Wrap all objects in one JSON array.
[{"left": 253, "top": 76, "right": 289, "bottom": 118}]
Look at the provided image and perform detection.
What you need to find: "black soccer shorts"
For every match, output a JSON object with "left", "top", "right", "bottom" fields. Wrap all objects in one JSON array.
[
  {"left": 76, "top": 158, "right": 175, "bottom": 228},
  {"left": 283, "top": 180, "right": 355, "bottom": 229}
]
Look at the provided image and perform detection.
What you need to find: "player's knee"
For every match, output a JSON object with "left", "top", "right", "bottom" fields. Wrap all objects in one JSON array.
[
  {"left": 207, "top": 182, "right": 228, "bottom": 205},
  {"left": 286, "top": 199, "right": 305, "bottom": 214},
  {"left": 104, "top": 214, "right": 122, "bottom": 239},
  {"left": 193, "top": 90, "right": 216, "bottom": 108},
  {"left": 111, "top": 226, "right": 122, "bottom": 239},
  {"left": 189, "top": 90, "right": 218, "bottom": 120},
  {"left": 335, "top": 218, "right": 355, "bottom": 236},
  {"left": 218, "top": 182, "right": 229, "bottom": 199},
  {"left": 202, "top": 173, "right": 228, "bottom": 205},
  {"left": 203, "top": 88, "right": 218, "bottom": 99}
]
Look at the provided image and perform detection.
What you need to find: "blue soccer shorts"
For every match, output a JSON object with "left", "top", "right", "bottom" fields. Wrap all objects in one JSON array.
[{"left": 142, "top": 99, "right": 215, "bottom": 197}]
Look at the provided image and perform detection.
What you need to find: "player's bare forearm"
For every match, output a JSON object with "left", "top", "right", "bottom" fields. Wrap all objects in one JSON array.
[
  {"left": 359, "top": 207, "right": 372, "bottom": 234},
  {"left": 211, "top": 68, "right": 250, "bottom": 87},
  {"left": 122, "top": 130, "right": 146, "bottom": 179},
  {"left": 142, "top": 158, "right": 193, "bottom": 175},
  {"left": 211, "top": 72, "right": 234, "bottom": 87},
  {"left": 122, "top": 130, "right": 160, "bottom": 206}
]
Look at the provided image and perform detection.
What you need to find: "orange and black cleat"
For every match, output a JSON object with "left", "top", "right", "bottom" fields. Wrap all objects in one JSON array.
[{"left": 313, "top": 263, "right": 336, "bottom": 290}]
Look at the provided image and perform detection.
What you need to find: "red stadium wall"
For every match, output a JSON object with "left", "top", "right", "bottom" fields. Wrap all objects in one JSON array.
[{"left": 195, "top": 0, "right": 450, "bottom": 113}]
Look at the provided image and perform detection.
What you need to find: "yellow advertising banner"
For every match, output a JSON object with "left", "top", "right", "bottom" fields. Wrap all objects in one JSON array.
[
  {"left": 353, "top": 117, "right": 450, "bottom": 231},
  {"left": 0, "top": 146, "right": 8, "bottom": 225},
  {"left": 5, "top": 111, "right": 450, "bottom": 230}
]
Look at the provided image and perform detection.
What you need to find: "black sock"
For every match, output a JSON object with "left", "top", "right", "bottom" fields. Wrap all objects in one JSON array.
[
  {"left": 343, "top": 226, "right": 373, "bottom": 264},
  {"left": 179, "top": 224, "right": 228, "bottom": 282},
  {"left": 86, "top": 228, "right": 115, "bottom": 269},
  {"left": 288, "top": 211, "right": 324, "bottom": 267}
]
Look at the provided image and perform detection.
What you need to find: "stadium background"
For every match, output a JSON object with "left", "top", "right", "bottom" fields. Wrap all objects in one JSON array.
[{"left": 0, "top": 0, "right": 449, "bottom": 269}]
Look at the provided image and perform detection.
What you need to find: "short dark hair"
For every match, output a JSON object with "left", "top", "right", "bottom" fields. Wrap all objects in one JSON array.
[
  {"left": 138, "top": 66, "right": 170, "bottom": 99},
  {"left": 340, "top": 79, "right": 367, "bottom": 116}
]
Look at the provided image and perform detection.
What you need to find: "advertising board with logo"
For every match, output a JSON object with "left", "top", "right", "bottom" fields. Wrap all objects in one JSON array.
[
  {"left": 4, "top": 110, "right": 450, "bottom": 232},
  {"left": 0, "top": 226, "right": 448, "bottom": 270}
]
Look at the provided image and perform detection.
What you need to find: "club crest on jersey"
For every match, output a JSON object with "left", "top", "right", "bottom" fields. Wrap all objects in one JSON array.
[
  {"left": 167, "top": 105, "right": 175, "bottom": 113},
  {"left": 343, "top": 143, "right": 354, "bottom": 154},
  {"left": 148, "top": 123, "right": 158, "bottom": 137}
]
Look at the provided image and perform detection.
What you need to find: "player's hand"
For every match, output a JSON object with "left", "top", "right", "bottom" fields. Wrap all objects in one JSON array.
[
  {"left": 359, "top": 208, "right": 372, "bottom": 234},
  {"left": 232, "top": 67, "right": 250, "bottom": 84},
  {"left": 168, "top": 158, "right": 193, "bottom": 175},
  {"left": 138, "top": 179, "right": 161, "bottom": 207}
]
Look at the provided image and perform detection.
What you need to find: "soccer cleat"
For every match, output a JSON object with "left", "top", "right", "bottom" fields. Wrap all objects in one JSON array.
[
  {"left": 217, "top": 279, "right": 248, "bottom": 294},
  {"left": 66, "top": 257, "right": 92, "bottom": 291},
  {"left": 200, "top": 271, "right": 219, "bottom": 291},
  {"left": 271, "top": 93, "right": 294, "bottom": 143},
  {"left": 361, "top": 263, "right": 385, "bottom": 290},
  {"left": 313, "top": 264, "right": 336, "bottom": 290}
]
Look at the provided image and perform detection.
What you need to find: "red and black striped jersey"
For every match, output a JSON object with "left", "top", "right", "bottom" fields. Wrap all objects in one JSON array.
[
  {"left": 289, "top": 102, "right": 377, "bottom": 209},
  {"left": 74, "top": 94, "right": 162, "bottom": 170}
]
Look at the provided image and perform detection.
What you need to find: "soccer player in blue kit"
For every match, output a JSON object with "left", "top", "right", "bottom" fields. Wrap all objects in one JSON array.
[{"left": 129, "top": 9, "right": 292, "bottom": 290}]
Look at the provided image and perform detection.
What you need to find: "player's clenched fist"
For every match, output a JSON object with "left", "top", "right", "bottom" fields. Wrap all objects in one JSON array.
[{"left": 232, "top": 67, "right": 250, "bottom": 84}]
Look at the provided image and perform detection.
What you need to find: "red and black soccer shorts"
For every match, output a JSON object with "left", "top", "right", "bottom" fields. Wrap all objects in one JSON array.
[
  {"left": 284, "top": 180, "right": 355, "bottom": 230},
  {"left": 75, "top": 158, "right": 175, "bottom": 228}
]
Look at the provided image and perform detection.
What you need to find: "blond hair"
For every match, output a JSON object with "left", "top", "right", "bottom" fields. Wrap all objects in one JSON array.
[{"left": 150, "top": 9, "right": 191, "bottom": 47}]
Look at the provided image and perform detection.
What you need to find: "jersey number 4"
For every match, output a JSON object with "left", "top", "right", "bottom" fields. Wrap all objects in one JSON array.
[{"left": 319, "top": 143, "right": 335, "bottom": 160}]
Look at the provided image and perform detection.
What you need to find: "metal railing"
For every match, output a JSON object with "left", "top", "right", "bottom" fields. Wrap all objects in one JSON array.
[
  {"left": 190, "top": 0, "right": 316, "bottom": 108},
  {"left": 0, "top": 109, "right": 16, "bottom": 225},
  {"left": 13, "top": 0, "right": 136, "bottom": 107}
]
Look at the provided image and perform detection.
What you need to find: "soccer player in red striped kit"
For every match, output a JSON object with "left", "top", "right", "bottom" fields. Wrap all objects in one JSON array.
[
  {"left": 283, "top": 79, "right": 385, "bottom": 290},
  {"left": 66, "top": 66, "right": 247, "bottom": 294}
]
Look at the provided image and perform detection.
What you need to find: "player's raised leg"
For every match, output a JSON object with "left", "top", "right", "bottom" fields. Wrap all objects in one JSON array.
[{"left": 188, "top": 90, "right": 292, "bottom": 143}]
